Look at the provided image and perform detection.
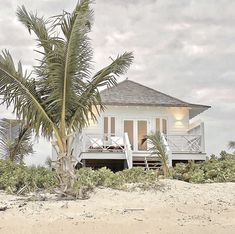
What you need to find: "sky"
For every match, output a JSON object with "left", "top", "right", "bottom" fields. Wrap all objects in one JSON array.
[{"left": 0, "top": 0, "right": 235, "bottom": 165}]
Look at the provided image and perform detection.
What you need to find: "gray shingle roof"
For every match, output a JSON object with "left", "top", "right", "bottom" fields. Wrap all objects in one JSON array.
[{"left": 100, "top": 79, "right": 210, "bottom": 108}]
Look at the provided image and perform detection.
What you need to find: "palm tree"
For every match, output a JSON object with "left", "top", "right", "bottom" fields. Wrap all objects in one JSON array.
[
  {"left": 45, "top": 156, "right": 52, "bottom": 168},
  {"left": 142, "top": 132, "right": 169, "bottom": 177},
  {"left": 0, "top": 0, "right": 133, "bottom": 191},
  {"left": 0, "top": 118, "right": 34, "bottom": 163},
  {"left": 228, "top": 141, "right": 235, "bottom": 150}
]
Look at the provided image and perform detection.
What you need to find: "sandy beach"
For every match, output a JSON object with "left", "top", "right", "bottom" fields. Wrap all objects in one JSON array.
[{"left": 0, "top": 179, "right": 235, "bottom": 234}]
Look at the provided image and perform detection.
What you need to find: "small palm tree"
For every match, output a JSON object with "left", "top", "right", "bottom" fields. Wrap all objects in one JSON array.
[
  {"left": 142, "top": 132, "right": 169, "bottom": 177},
  {"left": 45, "top": 156, "right": 52, "bottom": 168},
  {"left": 228, "top": 141, "right": 235, "bottom": 150},
  {"left": 0, "top": 118, "right": 34, "bottom": 163},
  {"left": 0, "top": 0, "right": 133, "bottom": 191}
]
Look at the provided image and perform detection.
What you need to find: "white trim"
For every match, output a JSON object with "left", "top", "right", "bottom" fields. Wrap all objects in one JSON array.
[
  {"left": 81, "top": 152, "right": 126, "bottom": 160},
  {"left": 172, "top": 153, "right": 206, "bottom": 161}
]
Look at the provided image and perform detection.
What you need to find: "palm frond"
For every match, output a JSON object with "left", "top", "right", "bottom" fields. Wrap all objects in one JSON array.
[
  {"left": 142, "top": 132, "right": 169, "bottom": 177},
  {"left": 12, "top": 124, "right": 34, "bottom": 161},
  {"left": 0, "top": 50, "right": 60, "bottom": 140},
  {"left": 60, "top": 0, "right": 94, "bottom": 134},
  {"left": 0, "top": 119, "right": 18, "bottom": 158},
  {"left": 33, "top": 0, "right": 94, "bottom": 135},
  {"left": 68, "top": 52, "right": 134, "bottom": 131},
  {"left": 0, "top": 118, "right": 34, "bottom": 162},
  {"left": 142, "top": 133, "right": 166, "bottom": 159},
  {"left": 17, "top": 5, "right": 54, "bottom": 53}
]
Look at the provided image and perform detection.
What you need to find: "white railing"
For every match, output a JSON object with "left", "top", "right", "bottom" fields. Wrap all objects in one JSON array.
[
  {"left": 166, "top": 134, "right": 202, "bottom": 153},
  {"left": 82, "top": 133, "right": 125, "bottom": 153},
  {"left": 77, "top": 133, "right": 133, "bottom": 169},
  {"left": 124, "top": 132, "right": 133, "bottom": 168},
  {"left": 161, "top": 133, "right": 172, "bottom": 167},
  {"left": 75, "top": 132, "right": 84, "bottom": 163},
  {"left": 188, "top": 120, "right": 202, "bottom": 135},
  {"left": 188, "top": 120, "right": 205, "bottom": 152}
]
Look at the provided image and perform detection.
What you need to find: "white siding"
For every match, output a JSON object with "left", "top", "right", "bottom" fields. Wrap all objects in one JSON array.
[{"left": 83, "top": 105, "right": 189, "bottom": 136}]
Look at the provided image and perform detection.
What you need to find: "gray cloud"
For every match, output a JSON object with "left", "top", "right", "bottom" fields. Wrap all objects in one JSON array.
[{"left": 0, "top": 0, "right": 235, "bottom": 165}]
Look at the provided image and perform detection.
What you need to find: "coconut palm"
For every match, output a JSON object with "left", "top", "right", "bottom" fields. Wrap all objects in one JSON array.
[
  {"left": 0, "top": 118, "right": 34, "bottom": 163},
  {"left": 45, "top": 156, "right": 52, "bottom": 168},
  {"left": 142, "top": 132, "right": 169, "bottom": 177},
  {"left": 228, "top": 141, "right": 235, "bottom": 150},
  {"left": 0, "top": 0, "right": 133, "bottom": 191}
]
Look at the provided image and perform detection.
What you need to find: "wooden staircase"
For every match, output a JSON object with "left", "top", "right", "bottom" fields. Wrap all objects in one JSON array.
[{"left": 132, "top": 157, "right": 161, "bottom": 170}]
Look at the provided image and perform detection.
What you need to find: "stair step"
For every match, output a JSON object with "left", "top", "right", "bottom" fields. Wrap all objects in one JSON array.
[
  {"left": 148, "top": 163, "right": 161, "bottom": 166},
  {"left": 132, "top": 157, "right": 162, "bottom": 170}
]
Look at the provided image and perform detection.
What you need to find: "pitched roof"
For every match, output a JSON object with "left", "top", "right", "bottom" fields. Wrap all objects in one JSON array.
[{"left": 100, "top": 79, "right": 210, "bottom": 118}]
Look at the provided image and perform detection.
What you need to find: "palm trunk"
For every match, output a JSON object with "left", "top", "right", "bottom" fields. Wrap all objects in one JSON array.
[
  {"left": 56, "top": 134, "right": 76, "bottom": 193},
  {"left": 57, "top": 152, "right": 75, "bottom": 192}
]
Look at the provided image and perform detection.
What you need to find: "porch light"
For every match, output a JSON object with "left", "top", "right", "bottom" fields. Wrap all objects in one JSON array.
[
  {"left": 174, "top": 113, "right": 184, "bottom": 121},
  {"left": 171, "top": 107, "right": 187, "bottom": 121},
  {"left": 175, "top": 120, "right": 183, "bottom": 127}
]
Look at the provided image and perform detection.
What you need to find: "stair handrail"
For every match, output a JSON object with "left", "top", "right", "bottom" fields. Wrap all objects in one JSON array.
[
  {"left": 161, "top": 133, "right": 173, "bottom": 167},
  {"left": 124, "top": 132, "right": 133, "bottom": 168},
  {"left": 76, "top": 132, "right": 84, "bottom": 163}
]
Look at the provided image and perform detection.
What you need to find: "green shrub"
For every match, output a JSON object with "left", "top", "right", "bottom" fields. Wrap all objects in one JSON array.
[
  {"left": 0, "top": 160, "right": 58, "bottom": 193},
  {"left": 189, "top": 169, "right": 205, "bottom": 183},
  {"left": 72, "top": 167, "right": 159, "bottom": 194},
  {"left": 172, "top": 153, "right": 235, "bottom": 183}
]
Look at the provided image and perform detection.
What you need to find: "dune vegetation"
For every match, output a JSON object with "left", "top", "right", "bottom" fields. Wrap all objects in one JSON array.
[{"left": 0, "top": 151, "right": 234, "bottom": 198}]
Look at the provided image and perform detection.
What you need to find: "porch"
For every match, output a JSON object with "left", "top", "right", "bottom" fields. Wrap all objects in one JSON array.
[{"left": 75, "top": 120, "right": 206, "bottom": 169}]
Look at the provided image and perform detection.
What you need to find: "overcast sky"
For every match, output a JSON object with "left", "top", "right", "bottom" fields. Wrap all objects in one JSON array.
[{"left": 0, "top": 0, "right": 235, "bottom": 165}]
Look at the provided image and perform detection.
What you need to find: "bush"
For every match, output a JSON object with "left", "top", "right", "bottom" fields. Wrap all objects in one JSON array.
[
  {"left": 172, "top": 153, "right": 235, "bottom": 183},
  {"left": 0, "top": 160, "right": 159, "bottom": 196},
  {"left": 0, "top": 160, "right": 58, "bottom": 193},
  {"left": 72, "top": 167, "right": 159, "bottom": 194}
]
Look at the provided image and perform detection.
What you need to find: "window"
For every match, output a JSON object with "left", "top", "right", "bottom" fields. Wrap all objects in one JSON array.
[{"left": 124, "top": 120, "right": 133, "bottom": 146}]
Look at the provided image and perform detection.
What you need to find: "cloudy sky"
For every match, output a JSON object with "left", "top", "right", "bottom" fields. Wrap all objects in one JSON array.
[{"left": 0, "top": 0, "right": 235, "bottom": 165}]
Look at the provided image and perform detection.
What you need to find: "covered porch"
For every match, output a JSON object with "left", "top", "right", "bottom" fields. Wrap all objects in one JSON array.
[{"left": 75, "top": 120, "right": 206, "bottom": 169}]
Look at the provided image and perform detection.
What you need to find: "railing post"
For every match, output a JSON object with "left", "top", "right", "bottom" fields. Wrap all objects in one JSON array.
[
  {"left": 124, "top": 132, "right": 133, "bottom": 169},
  {"left": 161, "top": 133, "right": 172, "bottom": 167},
  {"left": 200, "top": 122, "right": 205, "bottom": 153},
  {"left": 82, "top": 133, "right": 86, "bottom": 152}
]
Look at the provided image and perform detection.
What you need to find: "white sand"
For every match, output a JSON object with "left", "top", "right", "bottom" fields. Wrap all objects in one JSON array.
[{"left": 0, "top": 179, "right": 235, "bottom": 234}]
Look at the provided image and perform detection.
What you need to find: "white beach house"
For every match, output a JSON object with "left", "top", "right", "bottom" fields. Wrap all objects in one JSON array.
[{"left": 52, "top": 79, "right": 210, "bottom": 171}]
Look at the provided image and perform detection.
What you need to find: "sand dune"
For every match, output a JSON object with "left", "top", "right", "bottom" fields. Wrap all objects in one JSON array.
[{"left": 0, "top": 179, "right": 235, "bottom": 234}]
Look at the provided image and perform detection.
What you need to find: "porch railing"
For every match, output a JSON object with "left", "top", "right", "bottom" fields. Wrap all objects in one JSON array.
[
  {"left": 166, "top": 134, "right": 202, "bottom": 153},
  {"left": 82, "top": 134, "right": 125, "bottom": 153},
  {"left": 188, "top": 120, "right": 205, "bottom": 152},
  {"left": 76, "top": 133, "right": 133, "bottom": 168}
]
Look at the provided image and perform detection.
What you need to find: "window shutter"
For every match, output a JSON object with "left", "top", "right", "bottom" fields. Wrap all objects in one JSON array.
[
  {"left": 162, "top": 119, "right": 167, "bottom": 135},
  {"left": 156, "top": 118, "right": 160, "bottom": 133},
  {"left": 111, "top": 117, "right": 115, "bottom": 136}
]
